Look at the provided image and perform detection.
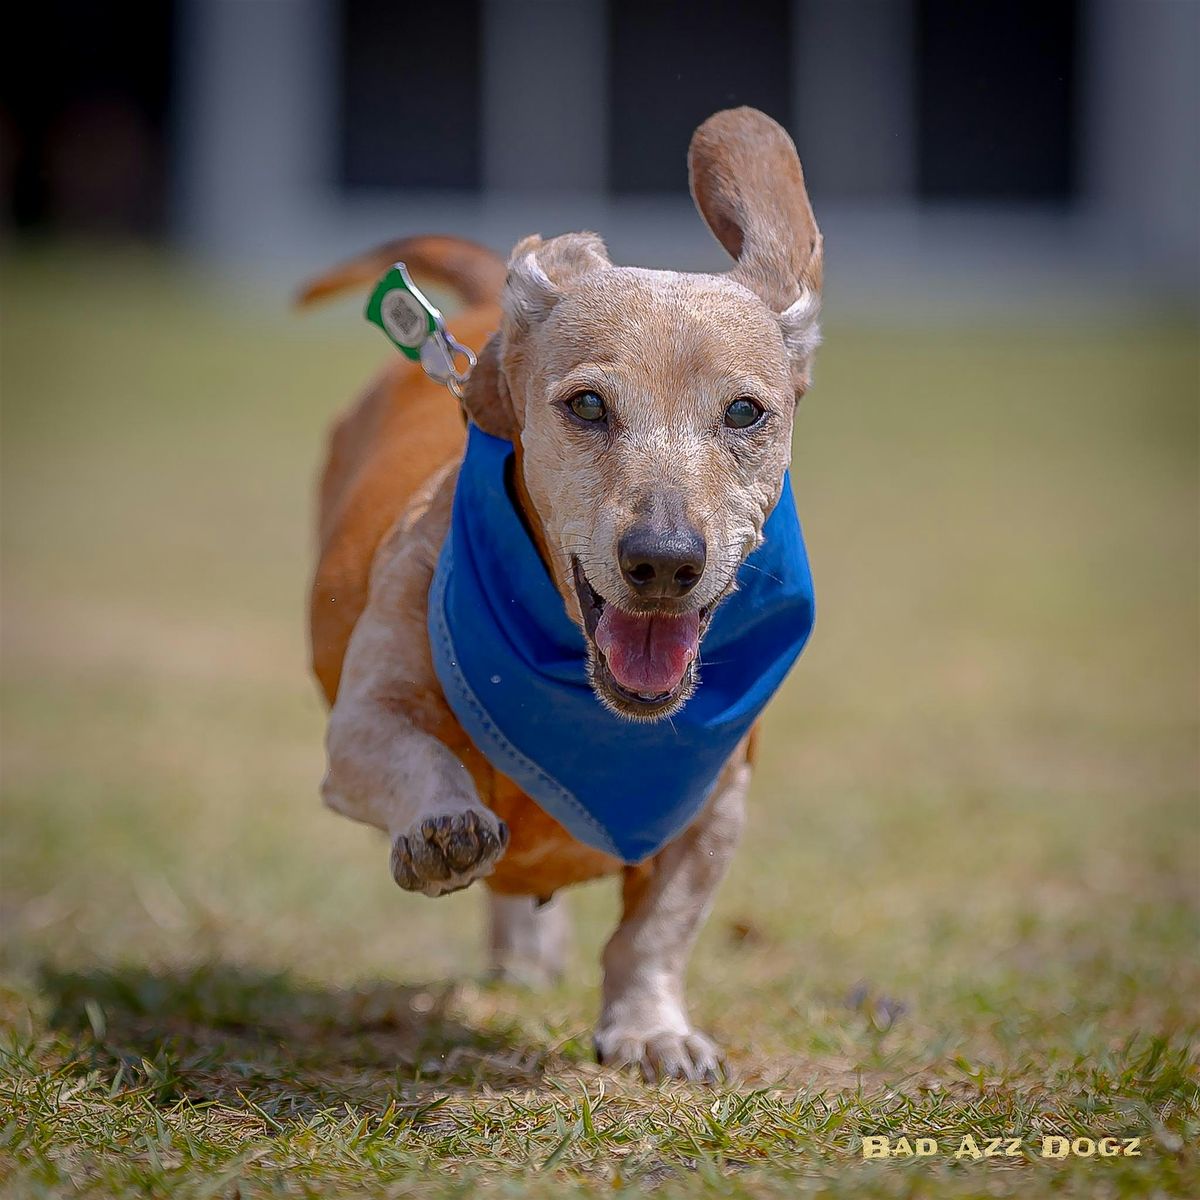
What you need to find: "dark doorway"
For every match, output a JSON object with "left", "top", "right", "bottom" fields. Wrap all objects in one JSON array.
[
  {"left": 916, "top": 0, "right": 1078, "bottom": 202},
  {"left": 608, "top": 0, "right": 794, "bottom": 194},
  {"left": 338, "top": 0, "right": 483, "bottom": 191},
  {"left": 1, "top": 0, "right": 174, "bottom": 232}
]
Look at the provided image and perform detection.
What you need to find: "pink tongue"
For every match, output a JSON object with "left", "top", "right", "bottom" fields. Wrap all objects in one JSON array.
[{"left": 594, "top": 607, "right": 701, "bottom": 696}]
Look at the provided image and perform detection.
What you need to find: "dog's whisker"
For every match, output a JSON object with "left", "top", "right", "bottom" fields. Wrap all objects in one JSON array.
[{"left": 739, "top": 561, "right": 784, "bottom": 585}]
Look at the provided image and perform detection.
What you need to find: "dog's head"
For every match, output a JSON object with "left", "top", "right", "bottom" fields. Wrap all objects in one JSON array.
[{"left": 464, "top": 108, "right": 822, "bottom": 721}]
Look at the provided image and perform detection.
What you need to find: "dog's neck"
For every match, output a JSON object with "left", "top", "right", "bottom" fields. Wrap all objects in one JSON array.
[{"left": 506, "top": 436, "right": 554, "bottom": 568}]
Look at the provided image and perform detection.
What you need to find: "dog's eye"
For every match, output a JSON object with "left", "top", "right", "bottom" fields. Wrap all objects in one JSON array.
[
  {"left": 724, "top": 397, "right": 765, "bottom": 429},
  {"left": 568, "top": 391, "right": 607, "bottom": 422}
]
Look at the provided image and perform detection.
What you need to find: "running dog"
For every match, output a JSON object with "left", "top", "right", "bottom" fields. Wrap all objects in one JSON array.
[{"left": 301, "top": 108, "right": 822, "bottom": 1081}]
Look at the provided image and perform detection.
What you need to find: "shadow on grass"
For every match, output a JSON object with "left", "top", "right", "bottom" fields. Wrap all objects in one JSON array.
[{"left": 40, "top": 962, "right": 573, "bottom": 1114}]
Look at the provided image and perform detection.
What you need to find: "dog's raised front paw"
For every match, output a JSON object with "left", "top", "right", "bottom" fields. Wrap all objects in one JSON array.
[
  {"left": 390, "top": 809, "right": 509, "bottom": 897},
  {"left": 594, "top": 1026, "right": 724, "bottom": 1084}
]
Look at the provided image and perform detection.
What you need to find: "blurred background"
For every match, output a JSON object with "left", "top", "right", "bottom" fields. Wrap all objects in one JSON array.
[
  {"left": 0, "top": 2, "right": 1198, "bottom": 1174},
  {"left": 2, "top": 0, "right": 1198, "bottom": 313}
]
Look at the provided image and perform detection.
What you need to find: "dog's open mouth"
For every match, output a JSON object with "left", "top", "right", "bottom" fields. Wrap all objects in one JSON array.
[{"left": 571, "top": 558, "right": 711, "bottom": 718}]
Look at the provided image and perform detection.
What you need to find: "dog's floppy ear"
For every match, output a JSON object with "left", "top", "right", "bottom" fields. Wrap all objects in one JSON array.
[
  {"left": 498, "top": 232, "right": 611, "bottom": 423},
  {"left": 689, "top": 107, "right": 822, "bottom": 389},
  {"left": 502, "top": 232, "right": 610, "bottom": 337},
  {"left": 460, "top": 333, "right": 518, "bottom": 441}
]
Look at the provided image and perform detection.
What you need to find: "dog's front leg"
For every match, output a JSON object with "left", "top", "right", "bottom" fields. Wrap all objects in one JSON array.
[
  {"left": 325, "top": 693, "right": 507, "bottom": 897},
  {"left": 594, "top": 756, "right": 749, "bottom": 1082},
  {"left": 321, "top": 519, "right": 508, "bottom": 898}
]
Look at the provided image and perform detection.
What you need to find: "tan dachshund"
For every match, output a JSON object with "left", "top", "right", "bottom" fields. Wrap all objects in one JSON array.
[{"left": 301, "top": 108, "right": 822, "bottom": 1081}]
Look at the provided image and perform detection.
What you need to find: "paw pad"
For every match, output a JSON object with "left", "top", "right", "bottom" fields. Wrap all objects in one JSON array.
[{"left": 391, "top": 810, "right": 509, "bottom": 897}]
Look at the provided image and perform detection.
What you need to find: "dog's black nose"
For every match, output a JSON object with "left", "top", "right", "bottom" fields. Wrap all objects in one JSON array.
[{"left": 618, "top": 524, "right": 706, "bottom": 598}]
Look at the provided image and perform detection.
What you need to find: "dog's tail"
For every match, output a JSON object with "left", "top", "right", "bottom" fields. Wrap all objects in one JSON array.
[{"left": 294, "top": 234, "right": 507, "bottom": 311}]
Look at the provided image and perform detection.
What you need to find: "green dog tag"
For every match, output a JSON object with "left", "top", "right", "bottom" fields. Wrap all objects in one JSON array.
[
  {"left": 365, "top": 263, "right": 440, "bottom": 361},
  {"left": 365, "top": 261, "right": 478, "bottom": 397}
]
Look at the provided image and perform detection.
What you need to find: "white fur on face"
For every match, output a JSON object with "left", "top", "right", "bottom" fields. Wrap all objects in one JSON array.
[
  {"left": 779, "top": 286, "right": 823, "bottom": 368},
  {"left": 508, "top": 267, "right": 804, "bottom": 623}
]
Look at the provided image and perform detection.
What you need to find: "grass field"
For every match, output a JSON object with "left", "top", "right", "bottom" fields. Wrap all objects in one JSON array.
[{"left": 2, "top": 245, "right": 1198, "bottom": 1197}]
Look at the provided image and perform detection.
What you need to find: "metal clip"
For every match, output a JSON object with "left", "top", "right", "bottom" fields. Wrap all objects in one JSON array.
[{"left": 420, "top": 327, "right": 477, "bottom": 400}]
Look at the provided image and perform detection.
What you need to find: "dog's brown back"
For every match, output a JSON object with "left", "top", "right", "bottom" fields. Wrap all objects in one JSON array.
[{"left": 300, "top": 237, "right": 503, "bottom": 705}]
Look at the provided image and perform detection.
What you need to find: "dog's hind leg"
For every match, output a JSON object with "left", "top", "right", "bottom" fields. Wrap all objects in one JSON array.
[
  {"left": 593, "top": 754, "right": 749, "bottom": 1083},
  {"left": 485, "top": 892, "right": 571, "bottom": 985}
]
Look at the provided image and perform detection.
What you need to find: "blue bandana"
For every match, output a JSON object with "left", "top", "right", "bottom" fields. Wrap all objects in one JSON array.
[{"left": 428, "top": 425, "right": 815, "bottom": 864}]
